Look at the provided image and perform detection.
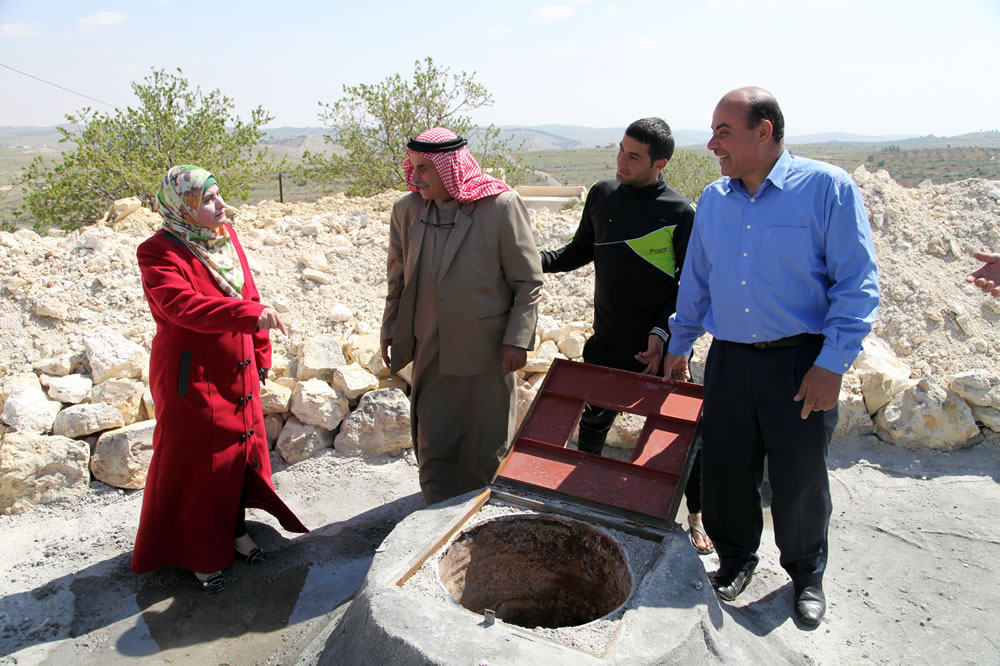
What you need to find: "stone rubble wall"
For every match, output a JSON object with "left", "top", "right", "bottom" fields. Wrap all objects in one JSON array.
[{"left": 1, "top": 169, "right": 998, "bottom": 514}]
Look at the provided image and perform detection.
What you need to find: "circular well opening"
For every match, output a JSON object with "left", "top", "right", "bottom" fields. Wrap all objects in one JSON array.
[{"left": 438, "top": 514, "right": 632, "bottom": 629}]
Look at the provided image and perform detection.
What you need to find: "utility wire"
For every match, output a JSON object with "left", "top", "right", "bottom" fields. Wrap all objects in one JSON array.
[{"left": 1, "top": 62, "right": 117, "bottom": 108}]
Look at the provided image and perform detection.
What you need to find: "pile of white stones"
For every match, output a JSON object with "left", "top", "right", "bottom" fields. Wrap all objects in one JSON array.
[{"left": 1, "top": 167, "right": 998, "bottom": 515}]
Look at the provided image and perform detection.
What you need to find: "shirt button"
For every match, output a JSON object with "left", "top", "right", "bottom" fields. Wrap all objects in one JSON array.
[
  {"left": 741, "top": 280, "right": 746, "bottom": 285},
  {"left": 743, "top": 252, "right": 748, "bottom": 257},
  {"left": 752, "top": 334, "right": 758, "bottom": 338},
  {"left": 844, "top": 363, "right": 850, "bottom": 368},
  {"left": 745, "top": 308, "right": 750, "bottom": 313},
  {"left": 746, "top": 224, "right": 751, "bottom": 229},
  {"left": 750, "top": 197, "right": 756, "bottom": 202}
]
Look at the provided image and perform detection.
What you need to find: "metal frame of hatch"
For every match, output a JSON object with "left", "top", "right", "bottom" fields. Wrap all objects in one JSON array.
[{"left": 492, "top": 358, "right": 704, "bottom": 530}]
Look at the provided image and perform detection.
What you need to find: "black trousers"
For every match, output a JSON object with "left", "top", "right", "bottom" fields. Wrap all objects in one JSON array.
[
  {"left": 577, "top": 334, "right": 705, "bottom": 515},
  {"left": 701, "top": 338, "right": 836, "bottom": 589}
]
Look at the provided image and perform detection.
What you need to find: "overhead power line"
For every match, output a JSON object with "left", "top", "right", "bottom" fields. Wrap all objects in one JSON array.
[{"left": 1, "top": 62, "right": 116, "bottom": 109}]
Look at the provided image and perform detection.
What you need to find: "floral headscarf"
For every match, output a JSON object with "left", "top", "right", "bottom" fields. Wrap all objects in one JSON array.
[
  {"left": 156, "top": 165, "right": 244, "bottom": 298},
  {"left": 403, "top": 127, "right": 512, "bottom": 203}
]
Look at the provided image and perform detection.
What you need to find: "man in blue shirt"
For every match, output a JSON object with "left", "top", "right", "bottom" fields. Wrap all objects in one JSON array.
[{"left": 663, "top": 87, "right": 879, "bottom": 627}]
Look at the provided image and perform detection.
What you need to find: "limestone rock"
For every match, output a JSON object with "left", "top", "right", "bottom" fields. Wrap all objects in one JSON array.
[
  {"left": 557, "top": 331, "right": 587, "bottom": 359},
  {"left": 264, "top": 413, "right": 284, "bottom": 449},
  {"left": 0, "top": 432, "right": 90, "bottom": 515},
  {"left": 90, "top": 420, "right": 155, "bottom": 489},
  {"left": 970, "top": 405, "right": 1000, "bottom": 432},
  {"left": 109, "top": 196, "right": 141, "bottom": 223},
  {"left": 3, "top": 383, "right": 62, "bottom": 434},
  {"left": 53, "top": 403, "right": 125, "bottom": 438},
  {"left": 83, "top": 326, "right": 146, "bottom": 384},
  {"left": 290, "top": 378, "right": 350, "bottom": 430},
  {"left": 141, "top": 386, "right": 155, "bottom": 421},
  {"left": 42, "top": 373, "right": 93, "bottom": 404},
  {"left": 302, "top": 268, "right": 331, "bottom": 284},
  {"left": 32, "top": 354, "right": 76, "bottom": 377},
  {"left": 607, "top": 412, "right": 645, "bottom": 448},
  {"left": 260, "top": 380, "right": 292, "bottom": 414},
  {"left": 854, "top": 338, "right": 912, "bottom": 415},
  {"left": 523, "top": 340, "right": 565, "bottom": 373},
  {"left": 276, "top": 415, "right": 333, "bottom": 464},
  {"left": 334, "top": 389, "right": 411, "bottom": 456},
  {"left": 835, "top": 390, "right": 875, "bottom": 438},
  {"left": 345, "top": 333, "right": 389, "bottom": 378},
  {"left": 330, "top": 303, "right": 352, "bottom": 322},
  {"left": 32, "top": 293, "right": 69, "bottom": 320},
  {"left": 333, "top": 363, "right": 379, "bottom": 400},
  {"left": 949, "top": 370, "right": 1000, "bottom": 408},
  {"left": 874, "top": 377, "right": 979, "bottom": 450},
  {"left": 1, "top": 372, "right": 42, "bottom": 405},
  {"left": 297, "top": 334, "right": 347, "bottom": 381},
  {"left": 300, "top": 251, "right": 330, "bottom": 271},
  {"left": 91, "top": 378, "right": 145, "bottom": 424}
]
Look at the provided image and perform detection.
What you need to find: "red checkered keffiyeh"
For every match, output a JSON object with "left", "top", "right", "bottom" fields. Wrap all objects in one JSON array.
[{"left": 403, "top": 127, "right": 511, "bottom": 203}]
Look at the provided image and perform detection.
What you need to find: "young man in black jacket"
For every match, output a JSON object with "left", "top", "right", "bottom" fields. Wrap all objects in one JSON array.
[{"left": 540, "top": 117, "right": 712, "bottom": 554}]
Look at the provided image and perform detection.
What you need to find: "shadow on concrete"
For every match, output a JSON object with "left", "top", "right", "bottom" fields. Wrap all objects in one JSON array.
[
  {"left": 0, "top": 492, "right": 423, "bottom": 659},
  {"left": 829, "top": 433, "right": 1000, "bottom": 483}
]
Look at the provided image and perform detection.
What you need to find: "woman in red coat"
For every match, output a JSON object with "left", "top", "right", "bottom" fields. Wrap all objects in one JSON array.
[{"left": 131, "top": 165, "right": 308, "bottom": 592}]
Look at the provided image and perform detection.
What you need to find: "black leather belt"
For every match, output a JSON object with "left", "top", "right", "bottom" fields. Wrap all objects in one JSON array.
[{"left": 742, "top": 333, "right": 823, "bottom": 350}]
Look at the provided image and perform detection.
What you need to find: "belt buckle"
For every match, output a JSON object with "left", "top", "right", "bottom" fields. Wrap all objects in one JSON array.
[{"left": 752, "top": 341, "right": 769, "bottom": 350}]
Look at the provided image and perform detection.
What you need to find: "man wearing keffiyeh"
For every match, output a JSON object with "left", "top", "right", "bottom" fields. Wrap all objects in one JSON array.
[{"left": 380, "top": 127, "right": 544, "bottom": 505}]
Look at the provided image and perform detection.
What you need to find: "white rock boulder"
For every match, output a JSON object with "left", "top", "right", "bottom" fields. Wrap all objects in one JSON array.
[
  {"left": 91, "top": 378, "right": 145, "bottom": 425},
  {"left": 297, "top": 334, "right": 347, "bottom": 381},
  {"left": 332, "top": 363, "right": 379, "bottom": 400},
  {"left": 334, "top": 389, "right": 411, "bottom": 456},
  {"left": 3, "top": 383, "right": 62, "bottom": 434},
  {"left": 0, "top": 432, "right": 90, "bottom": 514},
  {"left": 874, "top": 377, "right": 980, "bottom": 450},
  {"left": 854, "top": 338, "right": 912, "bottom": 415},
  {"left": 260, "top": 380, "right": 292, "bottom": 414},
  {"left": 53, "top": 403, "right": 125, "bottom": 438},
  {"left": 276, "top": 415, "right": 333, "bottom": 464},
  {"left": 90, "top": 420, "right": 155, "bottom": 489},
  {"left": 949, "top": 370, "right": 1000, "bottom": 409},
  {"left": 290, "top": 378, "right": 350, "bottom": 430},
  {"left": 83, "top": 326, "right": 146, "bottom": 384},
  {"left": 42, "top": 373, "right": 93, "bottom": 404}
]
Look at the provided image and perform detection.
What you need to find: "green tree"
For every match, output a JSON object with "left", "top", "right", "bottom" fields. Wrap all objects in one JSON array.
[
  {"left": 19, "top": 68, "right": 278, "bottom": 232},
  {"left": 302, "top": 57, "right": 526, "bottom": 196},
  {"left": 662, "top": 149, "right": 719, "bottom": 202}
]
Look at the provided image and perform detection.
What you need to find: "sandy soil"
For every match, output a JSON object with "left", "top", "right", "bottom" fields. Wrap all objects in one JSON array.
[{"left": 1, "top": 430, "right": 998, "bottom": 665}]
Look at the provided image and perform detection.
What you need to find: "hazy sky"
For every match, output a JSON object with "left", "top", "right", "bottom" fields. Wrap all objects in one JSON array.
[{"left": 1, "top": 0, "right": 998, "bottom": 137}]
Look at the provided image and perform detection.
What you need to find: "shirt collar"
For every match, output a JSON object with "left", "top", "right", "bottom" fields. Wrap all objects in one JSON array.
[{"left": 722, "top": 148, "right": 792, "bottom": 197}]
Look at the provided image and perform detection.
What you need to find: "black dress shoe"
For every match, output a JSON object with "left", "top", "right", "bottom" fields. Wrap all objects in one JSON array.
[
  {"left": 794, "top": 583, "right": 825, "bottom": 626},
  {"left": 711, "top": 562, "right": 756, "bottom": 602}
]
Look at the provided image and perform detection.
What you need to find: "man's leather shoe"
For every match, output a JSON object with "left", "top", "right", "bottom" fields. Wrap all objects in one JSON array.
[
  {"left": 710, "top": 562, "right": 756, "bottom": 602},
  {"left": 794, "top": 583, "right": 825, "bottom": 626}
]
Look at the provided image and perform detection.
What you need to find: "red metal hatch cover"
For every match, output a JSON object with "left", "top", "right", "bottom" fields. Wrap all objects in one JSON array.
[{"left": 495, "top": 358, "right": 703, "bottom": 524}]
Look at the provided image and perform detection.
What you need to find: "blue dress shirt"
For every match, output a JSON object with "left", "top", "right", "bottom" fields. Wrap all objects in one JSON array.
[{"left": 667, "top": 150, "right": 880, "bottom": 374}]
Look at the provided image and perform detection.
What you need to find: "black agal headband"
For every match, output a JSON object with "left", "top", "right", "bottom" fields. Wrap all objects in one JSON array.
[{"left": 406, "top": 136, "right": 468, "bottom": 153}]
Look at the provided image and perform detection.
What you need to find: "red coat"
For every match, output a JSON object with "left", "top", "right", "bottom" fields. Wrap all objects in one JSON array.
[{"left": 131, "top": 227, "right": 307, "bottom": 575}]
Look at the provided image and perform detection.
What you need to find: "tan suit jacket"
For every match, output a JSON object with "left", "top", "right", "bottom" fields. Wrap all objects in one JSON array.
[{"left": 381, "top": 191, "right": 543, "bottom": 377}]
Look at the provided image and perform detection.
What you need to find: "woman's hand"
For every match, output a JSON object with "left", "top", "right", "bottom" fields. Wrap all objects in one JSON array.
[{"left": 257, "top": 307, "right": 287, "bottom": 335}]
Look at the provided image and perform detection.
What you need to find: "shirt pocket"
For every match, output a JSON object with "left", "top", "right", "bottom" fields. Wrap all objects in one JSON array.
[{"left": 758, "top": 226, "right": 813, "bottom": 285}]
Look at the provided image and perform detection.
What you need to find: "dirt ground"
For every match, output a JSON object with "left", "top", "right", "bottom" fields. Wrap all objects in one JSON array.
[{"left": 1, "top": 431, "right": 999, "bottom": 665}]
